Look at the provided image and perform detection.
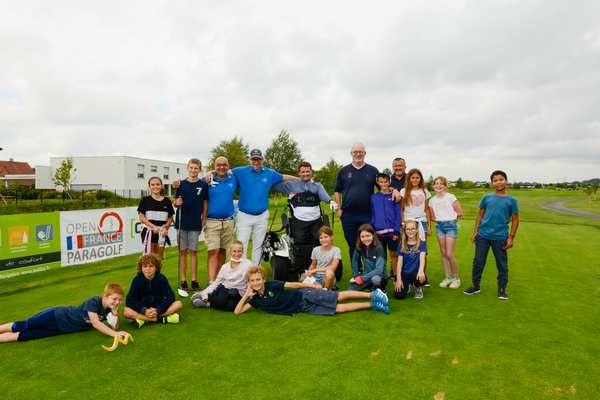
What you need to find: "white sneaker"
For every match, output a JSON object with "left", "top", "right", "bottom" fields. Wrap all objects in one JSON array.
[
  {"left": 439, "top": 277, "right": 453, "bottom": 288},
  {"left": 414, "top": 286, "right": 423, "bottom": 299},
  {"left": 449, "top": 278, "right": 461, "bottom": 289}
]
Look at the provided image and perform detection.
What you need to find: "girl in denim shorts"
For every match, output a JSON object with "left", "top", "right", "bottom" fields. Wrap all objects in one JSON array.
[{"left": 428, "top": 176, "right": 463, "bottom": 289}]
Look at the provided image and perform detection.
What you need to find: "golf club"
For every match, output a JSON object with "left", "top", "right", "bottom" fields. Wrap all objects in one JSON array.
[{"left": 176, "top": 204, "right": 189, "bottom": 298}]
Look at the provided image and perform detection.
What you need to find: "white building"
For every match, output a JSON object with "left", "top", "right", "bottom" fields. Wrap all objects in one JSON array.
[{"left": 35, "top": 156, "right": 189, "bottom": 196}]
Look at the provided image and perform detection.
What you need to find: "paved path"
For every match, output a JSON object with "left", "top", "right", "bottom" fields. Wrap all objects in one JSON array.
[{"left": 542, "top": 201, "right": 600, "bottom": 220}]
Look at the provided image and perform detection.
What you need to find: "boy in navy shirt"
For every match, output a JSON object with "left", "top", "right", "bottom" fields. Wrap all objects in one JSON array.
[
  {"left": 464, "top": 170, "right": 520, "bottom": 300},
  {"left": 174, "top": 158, "right": 208, "bottom": 292},
  {"left": 234, "top": 266, "right": 390, "bottom": 316},
  {"left": 124, "top": 254, "right": 183, "bottom": 327},
  {"left": 0, "top": 283, "right": 129, "bottom": 342},
  {"left": 371, "top": 173, "right": 402, "bottom": 276}
]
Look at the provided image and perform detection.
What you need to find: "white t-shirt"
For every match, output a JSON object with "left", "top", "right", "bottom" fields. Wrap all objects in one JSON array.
[
  {"left": 200, "top": 259, "right": 252, "bottom": 298},
  {"left": 400, "top": 188, "right": 431, "bottom": 220},
  {"left": 429, "top": 193, "right": 458, "bottom": 221}
]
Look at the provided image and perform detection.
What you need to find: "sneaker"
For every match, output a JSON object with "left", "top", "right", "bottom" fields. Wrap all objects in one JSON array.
[
  {"left": 191, "top": 293, "right": 209, "bottom": 308},
  {"left": 423, "top": 277, "right": 431, "bottom": 287},
  {"left": 414, "top": 286, "right": 423, "bottom": 299},
  {"left": 449, "top": 278, "right": 461, "bottom": 289},
  {"left": 463, "top": 286, "right": 481, "bottom": 295},
  {"left": 498, "top": 288, "right": 509, "bottom": 300},
  {"left": 179, "top": 281, "right": 189, "bottom": 291},
  {"left": 439, "top": 277, "right": 453, "bottom": 288},
  {"left": 135, "top": 319, "right": 146, "bottom": 328},
  {"left": 191, "top": 281, "right": 200, "bottom": 292},
  {"left": 372, "top": 288, "right": 389, "bottom": 305},
  {"left": 163, "top": 313, "right": 180, "bottom": 324},
  {"left": 371, "top": 301, "right": 390, "bottom": 314}
]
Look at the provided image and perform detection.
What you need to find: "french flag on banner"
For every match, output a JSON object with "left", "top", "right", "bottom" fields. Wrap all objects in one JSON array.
[{"left": 66, "top": 235, "right": 83, "bottom": 250}]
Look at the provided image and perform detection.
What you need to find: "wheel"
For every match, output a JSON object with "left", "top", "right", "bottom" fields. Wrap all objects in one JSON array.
[{"left": 271, "top": 255, "right": 292, "bottom": 281}]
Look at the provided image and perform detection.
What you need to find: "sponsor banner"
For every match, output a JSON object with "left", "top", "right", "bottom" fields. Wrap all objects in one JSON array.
[
  {"left": 60, "top": 207, "right": 178, "bottom": 266},
  {"left": 0, "top": 212, "right": 61, "bottom": 278}
]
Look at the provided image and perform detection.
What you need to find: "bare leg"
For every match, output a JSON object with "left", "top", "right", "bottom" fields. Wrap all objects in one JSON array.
[
  {"left": 179, "top": 249, "right": 188, "bottom": 282},
  {"left": 324, "top": 270, "right": 335, "bottom": 290},
  {"left": 390, "top": 250, "right": 398, "bottom": 276},
  {"left": 123, "top": 307, "right": 157, "bottom": 322},
  {"left": 189, "top": 250, "right": 198, "bottom": 282},
  {"left": 160, "top": 301, "right": 183, "bottom": 317},
  {"left": 445, "top": 237, "right": 459, "bottom": 277},
  {"left": 0, "top": 332, "right": 19, "bottom": 342},
  {"left": 336, "top": 302, "right": 372, "bottom": 313},
  {"left": 337, "top": 290, "right": 372, "bottom": 302},
  {"left": 217, "top": 249, "right": 226, "bottom": 269},
  {"left": 153, "top": 244, "right": 165, "bottom": 260},
  {"left": 0, "top": 322, "right": 15, "bottom": 333},
  {"left": 437, "top": 235, "right": 451, "bottom": 278},
  {"left": 207, "top": 249, "right": 220, "bottom": 282}
]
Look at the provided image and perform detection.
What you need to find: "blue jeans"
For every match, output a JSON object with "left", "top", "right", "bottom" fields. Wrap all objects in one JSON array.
[
  {"left": 472, "top": 235, "right": 508, "bottom": 289},
  {"left": 341, "top": 213, "right": 371, "bottom": 261}
]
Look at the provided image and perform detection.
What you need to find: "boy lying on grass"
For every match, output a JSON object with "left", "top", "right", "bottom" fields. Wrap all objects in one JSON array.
[
  {"left": 0, "top": 283, "right": 129, "bottom": 343},
  {"left": 234, "top": 266, "right": 390, "bottom": 316}
]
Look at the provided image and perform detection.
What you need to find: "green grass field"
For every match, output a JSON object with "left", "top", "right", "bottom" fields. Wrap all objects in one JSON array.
[{"left": 1, "top": 189, "right": 599, "bottom": 399}]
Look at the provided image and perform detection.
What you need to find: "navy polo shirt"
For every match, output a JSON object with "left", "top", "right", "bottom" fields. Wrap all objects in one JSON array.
[
  {"left": 207, "top": 172, "right": 238, "bottom": 219},
  {"left": 334, "top": 163, "right": 379, "bottom": 215},
  {"left": 175, "top": 178, "right": 208, "bottom": 230},
  {"left": 390, "top": 174, "right": 406, "bottom": 191},
  {"left": 232, "top": 166, "right": 283, "bottom": 215},
  {"left": 248, "top": 280, "right": 303, "bottom": 316}
]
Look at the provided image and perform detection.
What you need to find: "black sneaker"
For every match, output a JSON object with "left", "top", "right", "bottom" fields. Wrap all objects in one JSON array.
[
  {"left": 498, "top": 288, "right": 509, "bottom": 300},
  {"left": 191, "top": 281, "right": 200, "bottom": 292},
  {"left": 463, "top": 286, "right": 481, "bottom": 295},
  {"left": 423, "top": 278, "right": 431, "bottom": 287},
  {"left": 179, "top": 281, "right": 189, "bottom": 291}
]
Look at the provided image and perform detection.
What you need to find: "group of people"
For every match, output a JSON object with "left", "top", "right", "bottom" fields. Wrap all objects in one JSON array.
[{"left": 0, "top": 143, "right": 520, "bottom": 343}]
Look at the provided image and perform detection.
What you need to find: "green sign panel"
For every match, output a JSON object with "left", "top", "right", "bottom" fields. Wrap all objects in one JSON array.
[{"left": 0, "top": 212, "right": 61, "bottom": 278}]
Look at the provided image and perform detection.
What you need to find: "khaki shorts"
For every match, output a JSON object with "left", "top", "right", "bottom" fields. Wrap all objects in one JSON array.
[{"left": 204, "top": 218, "right": 235, "bottom": 251}]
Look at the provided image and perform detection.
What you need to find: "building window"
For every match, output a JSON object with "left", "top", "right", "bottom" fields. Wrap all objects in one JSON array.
[
  {"left": 176, "top": 167, "right": 180, "bottom": 174},
  {"left": 137, "top": 164, "right": 145, "bottom": 179},
  {"left": 163, "top": 167, "right": 169, "bottom": 180},
  {"left": 150, "top": 165, "right": 158, "bottom": 173}
]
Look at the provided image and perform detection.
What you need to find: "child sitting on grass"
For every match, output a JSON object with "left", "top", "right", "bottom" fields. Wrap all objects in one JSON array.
[
  {"left": 394, "top": 220, "right": 427, "bottom": 300},
  {"left": 124, "top": 254, "right": 183, "bottom": 327},
  {"left": 304, "top": 226, "right": 341, "bottom": 290},
  {"left": 191, "top": 240, "right": 252, "bottom": 311},
  {"left": 349, "top": 224, "right": 388, "bottom": 292},
  {"left": 0, "top": 283, "right": 129, "bottom": 343},
  {"left": 234, "top": 266, "right": 390, "bottom": 316}
]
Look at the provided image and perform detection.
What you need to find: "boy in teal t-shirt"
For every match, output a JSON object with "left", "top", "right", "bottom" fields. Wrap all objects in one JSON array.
[{"left": 464, "top": 170, "right": 520, "bottom": 300}]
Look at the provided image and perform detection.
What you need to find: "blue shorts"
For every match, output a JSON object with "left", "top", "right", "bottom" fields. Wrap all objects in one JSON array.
[
  {"left": 299, "top": 288, "right": 338, "bottom": 316},
  {"left": 378, "top": 235, "right": 400, "bottom": 252},
  {"left": 12, "top": 308, "right": 63, "bottom": 342},
  {"left": 436, "top": 220, "right": 458, "bottom": 238}
]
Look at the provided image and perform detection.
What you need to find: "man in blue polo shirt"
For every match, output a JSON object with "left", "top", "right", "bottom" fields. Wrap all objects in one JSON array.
[
  {"left": 232, "top": 149, "right": 298, "bottom": 265},
  {"left": 390, "top": 157, "right": 407, "bottom": 191},
  {"left": 335, "top": 143, "right": 380, "bottom": 261},
  {"left": 204, "top": 156, "right": 238, "bottom": 282}
]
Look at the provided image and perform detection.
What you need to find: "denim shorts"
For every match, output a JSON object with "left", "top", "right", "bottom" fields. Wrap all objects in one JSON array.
[
  {"left": 177, "top": 230, "right": 201, "bottom": 251},
  {"left": 299, "top": 288, "right": 338, "bottom": 315},
  {"left": 435, "top": 220, "right": 458, "bottom": 238}
]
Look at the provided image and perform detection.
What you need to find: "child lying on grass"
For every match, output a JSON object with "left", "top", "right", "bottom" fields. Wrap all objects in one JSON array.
[
  {"left": 0, "top": 283, "right": 129, "bottom": 343},
  {"left": 234, "top": 266, "right": 390, "bottom": 316}
]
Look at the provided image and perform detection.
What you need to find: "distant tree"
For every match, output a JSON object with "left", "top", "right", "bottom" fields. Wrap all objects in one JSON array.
[
  {"left": 53, "top": 158, "right": 76, "bottom": 199},
  {"left": 314, "top": 158, "right": 343, "bottom": 194},
  {"left": 382, "top": 168, "right": 392, "bottom": 177},
  {"left": 208, "top": 136, "right": 249, "bottom": 170},
  {"left": 264, "top": 130, "right": 303, "bottom": 175},
  {"left": 455, "top": 177, "right": 464, "bottom": 189},
  {"left": 426, "top": 175, "right": 434, "bottom": 191},
  {"left": 463, "top": 180, "right": 475, "bottom": 189}
]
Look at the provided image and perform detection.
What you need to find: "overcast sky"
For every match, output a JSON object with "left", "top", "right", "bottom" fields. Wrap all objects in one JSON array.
[{"left": 2, "top": 1, "right": 599, "bottom": 182}]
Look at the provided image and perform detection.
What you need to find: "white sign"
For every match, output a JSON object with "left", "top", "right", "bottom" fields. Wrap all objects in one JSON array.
[{"left": 59, "top": 207, "right": 178, "bottom": 266}]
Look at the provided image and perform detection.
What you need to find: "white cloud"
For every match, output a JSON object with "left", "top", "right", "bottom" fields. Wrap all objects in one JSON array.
[{"left": 1, "top": 0, "right": 599, "bottom": 182}]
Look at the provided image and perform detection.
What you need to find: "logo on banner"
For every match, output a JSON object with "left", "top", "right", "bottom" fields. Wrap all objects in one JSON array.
[
  {"left": 36, "top": 224, "right": 54, "bottom": 242},
  {"left": 8, "top": 226, "right": 29, "bottom": 246},
  {"left": 64, "top": 211, "right": 125, "bottom": 264}
]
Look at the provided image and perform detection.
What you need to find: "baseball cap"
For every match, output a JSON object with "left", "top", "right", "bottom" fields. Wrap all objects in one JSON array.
[{"left": 250, "top": 149, "right": 263, "bottom": 160}]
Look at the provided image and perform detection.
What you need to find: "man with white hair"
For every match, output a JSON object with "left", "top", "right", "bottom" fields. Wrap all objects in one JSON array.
[{"left": 334, "top": 143, "right": 380, "bottom": 261}]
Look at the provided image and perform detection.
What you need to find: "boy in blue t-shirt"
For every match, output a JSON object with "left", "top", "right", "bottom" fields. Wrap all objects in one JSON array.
[
  {"left": 0, "top": 284, "right": 129, "bottom": 342},
  {"left": 371, "top": 173, "right": 402, "bottom": 277},
  {"left": 464, "top": 170, "right": 520, "bottom": 300},
  {"left": 174, "top": 159, "right": 208, "bottom": 293}
]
